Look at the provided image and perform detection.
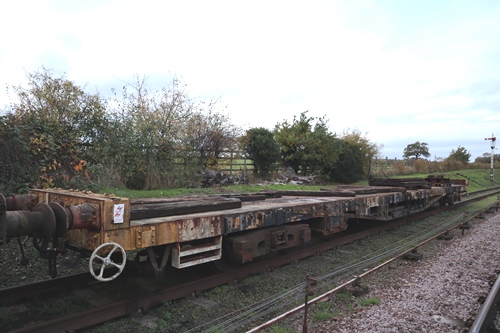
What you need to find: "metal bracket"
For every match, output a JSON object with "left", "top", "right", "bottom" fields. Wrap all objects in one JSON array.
[
  {"left": 147, "top": 245, "right": 172, "bottom": 278},
  {"left": 136, "top": 226, "right": 156, "bottom": 248}
]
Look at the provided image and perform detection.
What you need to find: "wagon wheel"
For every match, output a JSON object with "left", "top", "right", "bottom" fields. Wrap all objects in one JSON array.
[{"left": 89, "top": 242, "right": 126, "bottom": 282}]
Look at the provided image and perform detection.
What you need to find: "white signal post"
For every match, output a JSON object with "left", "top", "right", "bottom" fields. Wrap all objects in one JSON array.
[{"left": 485, "top": 134, "right": 496, "bottom": 182}]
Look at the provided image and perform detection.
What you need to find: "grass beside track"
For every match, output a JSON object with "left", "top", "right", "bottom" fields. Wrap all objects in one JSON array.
[{"left": 99, "top": 168, "right": 498, "bottom": 199}]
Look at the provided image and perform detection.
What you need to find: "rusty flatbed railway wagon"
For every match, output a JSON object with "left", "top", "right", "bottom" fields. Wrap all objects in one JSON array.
[{"left": 0, "top": 176, "right": 467, "bottom": 282}]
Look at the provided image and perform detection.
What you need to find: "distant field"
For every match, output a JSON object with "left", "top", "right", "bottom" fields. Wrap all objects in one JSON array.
[
  {"left": 388, "top": 169, "right": 497, "bottom": 193},
  {"left": 99, "top": 169, "right": 497, "bottom": 199}
]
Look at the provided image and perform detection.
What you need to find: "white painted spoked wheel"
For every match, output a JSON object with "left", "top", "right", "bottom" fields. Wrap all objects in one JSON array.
[{"left": 89, "top": 242, "right": 126, "bottom": 282}]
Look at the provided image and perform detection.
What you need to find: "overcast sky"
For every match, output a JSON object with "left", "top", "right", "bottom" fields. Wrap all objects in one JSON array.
[{"left": 1, "top": 0, "right": 499, "bottom": 160}]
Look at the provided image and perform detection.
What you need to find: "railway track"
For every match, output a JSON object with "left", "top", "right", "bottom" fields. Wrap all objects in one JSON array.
[
  {"left": 469, "top": 272, "right": 500, "bottom": 333},
  {"left": 0, "top": 217, "right": 428, "bottom": 333},
  {"left": 246, "top": 192, "right": 500, "bottom": 333},
  {"left": 1, "top": 188, "right": 499, "bottom": 332}
]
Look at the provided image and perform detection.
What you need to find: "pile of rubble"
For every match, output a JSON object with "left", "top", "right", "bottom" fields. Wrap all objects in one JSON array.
[
  {"left": 196, "top": 169, "right": 248, "bottom": 188},
  {"left": 195, "top": 167, "right": 317, "bottom": 188}
]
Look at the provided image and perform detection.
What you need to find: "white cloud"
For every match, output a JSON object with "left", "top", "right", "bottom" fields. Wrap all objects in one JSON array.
[{"left": 0, "top": 0, "right": 499, "bottom": 160}]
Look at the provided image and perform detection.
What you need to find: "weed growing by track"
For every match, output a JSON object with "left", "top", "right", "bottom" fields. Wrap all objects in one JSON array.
[{"left": 359, "top": 296, "right": 381, "bottom": 307}]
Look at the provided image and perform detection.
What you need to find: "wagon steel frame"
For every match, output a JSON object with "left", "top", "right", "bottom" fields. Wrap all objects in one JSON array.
[{"left": 0, "top": 177, "right": 467, "bottom": 281}]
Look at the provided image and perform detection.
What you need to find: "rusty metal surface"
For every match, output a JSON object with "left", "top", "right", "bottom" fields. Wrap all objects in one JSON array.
[
  {"left": 17, "top": 184, "right": 466, "bottom": 254},
  {"left": 28, "top": 189, "right": 131, "bottom": 252},
  {"left": 68, "top": 202, "right": 100, "bottom": 230},
  {"left": 223, "top": 224, "right": 311, "bottom": 263},
  {"left": 52, "top": 186, "right": 462, "bottom": 249},
  {"left": 3, "top": 204, "right": 55, "bottom": 240},
  {"left": 3, "top": 194, "right": 39, "bottom": 211},
  {"left": 29, "top": 188, "right": 130, "bottom": 230}
]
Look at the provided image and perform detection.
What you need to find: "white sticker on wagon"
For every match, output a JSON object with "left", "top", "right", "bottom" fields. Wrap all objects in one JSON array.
[{"left": 113, "top": 204, "right": 125, "bottom": 224}]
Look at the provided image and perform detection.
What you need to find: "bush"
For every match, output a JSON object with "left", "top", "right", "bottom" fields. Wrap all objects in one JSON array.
[
  {"left": 324, "top": 141, "right": 363, "bottom": 183},
  {"left": 242, "top": 127, "right": 280, "bottom": 179}
]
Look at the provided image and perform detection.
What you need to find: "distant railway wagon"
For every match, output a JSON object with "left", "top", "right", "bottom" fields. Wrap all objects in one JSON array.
[{"left": 0, "top": 176, "right": 467, "bottom": 282}]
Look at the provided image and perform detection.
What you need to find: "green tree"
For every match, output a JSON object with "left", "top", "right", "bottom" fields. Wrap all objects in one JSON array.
[
  {"left": 105, "top": 76, "right": 242, "bottom": 190},
  {"left": 403, "top": 141, "right": 430, "bottom": 160},
  {"left": 448, "top": 146, "right": 471, "bottom": 164},
  {"left": 340, "top": 128, "right": 383, "bottom": 177},
  {"left": 475, "top": 153, "right": 500, "bottom": 163},
  {"left": 242, "top": 127, "right": 280, "bottom": 178},
  {"left": 324, "top": 140, "right": 363, "bottom": 183},
  {"left": 274, "top": 111, "right": 338, "bottom": 175},
  {"left": 4, "top": 68, "right": 107, "bottom": 190},
  {"left": 109, "top": 75, "right": 196, "bottom": 189},
  {"left": 180, "top": 107, "right": 241, "bottom": 171},
  {"left": 0, "top": 114, "right": 35, "bottom": 194}
]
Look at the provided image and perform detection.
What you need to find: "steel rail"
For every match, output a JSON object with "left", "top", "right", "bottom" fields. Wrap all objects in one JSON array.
[
  {"left": 0, "top": 266, "right": 137, "bottom": 307},
  {"left": 0, "top": 271, "right": 93, "bottom": 306},
  {"left": 469, "top": 273, "right": 500, "bottom": 333}
]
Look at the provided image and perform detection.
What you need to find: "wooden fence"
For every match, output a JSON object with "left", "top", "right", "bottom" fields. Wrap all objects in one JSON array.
[{"left": 216, "top": 151, "right": 254, "bottom": 177}]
